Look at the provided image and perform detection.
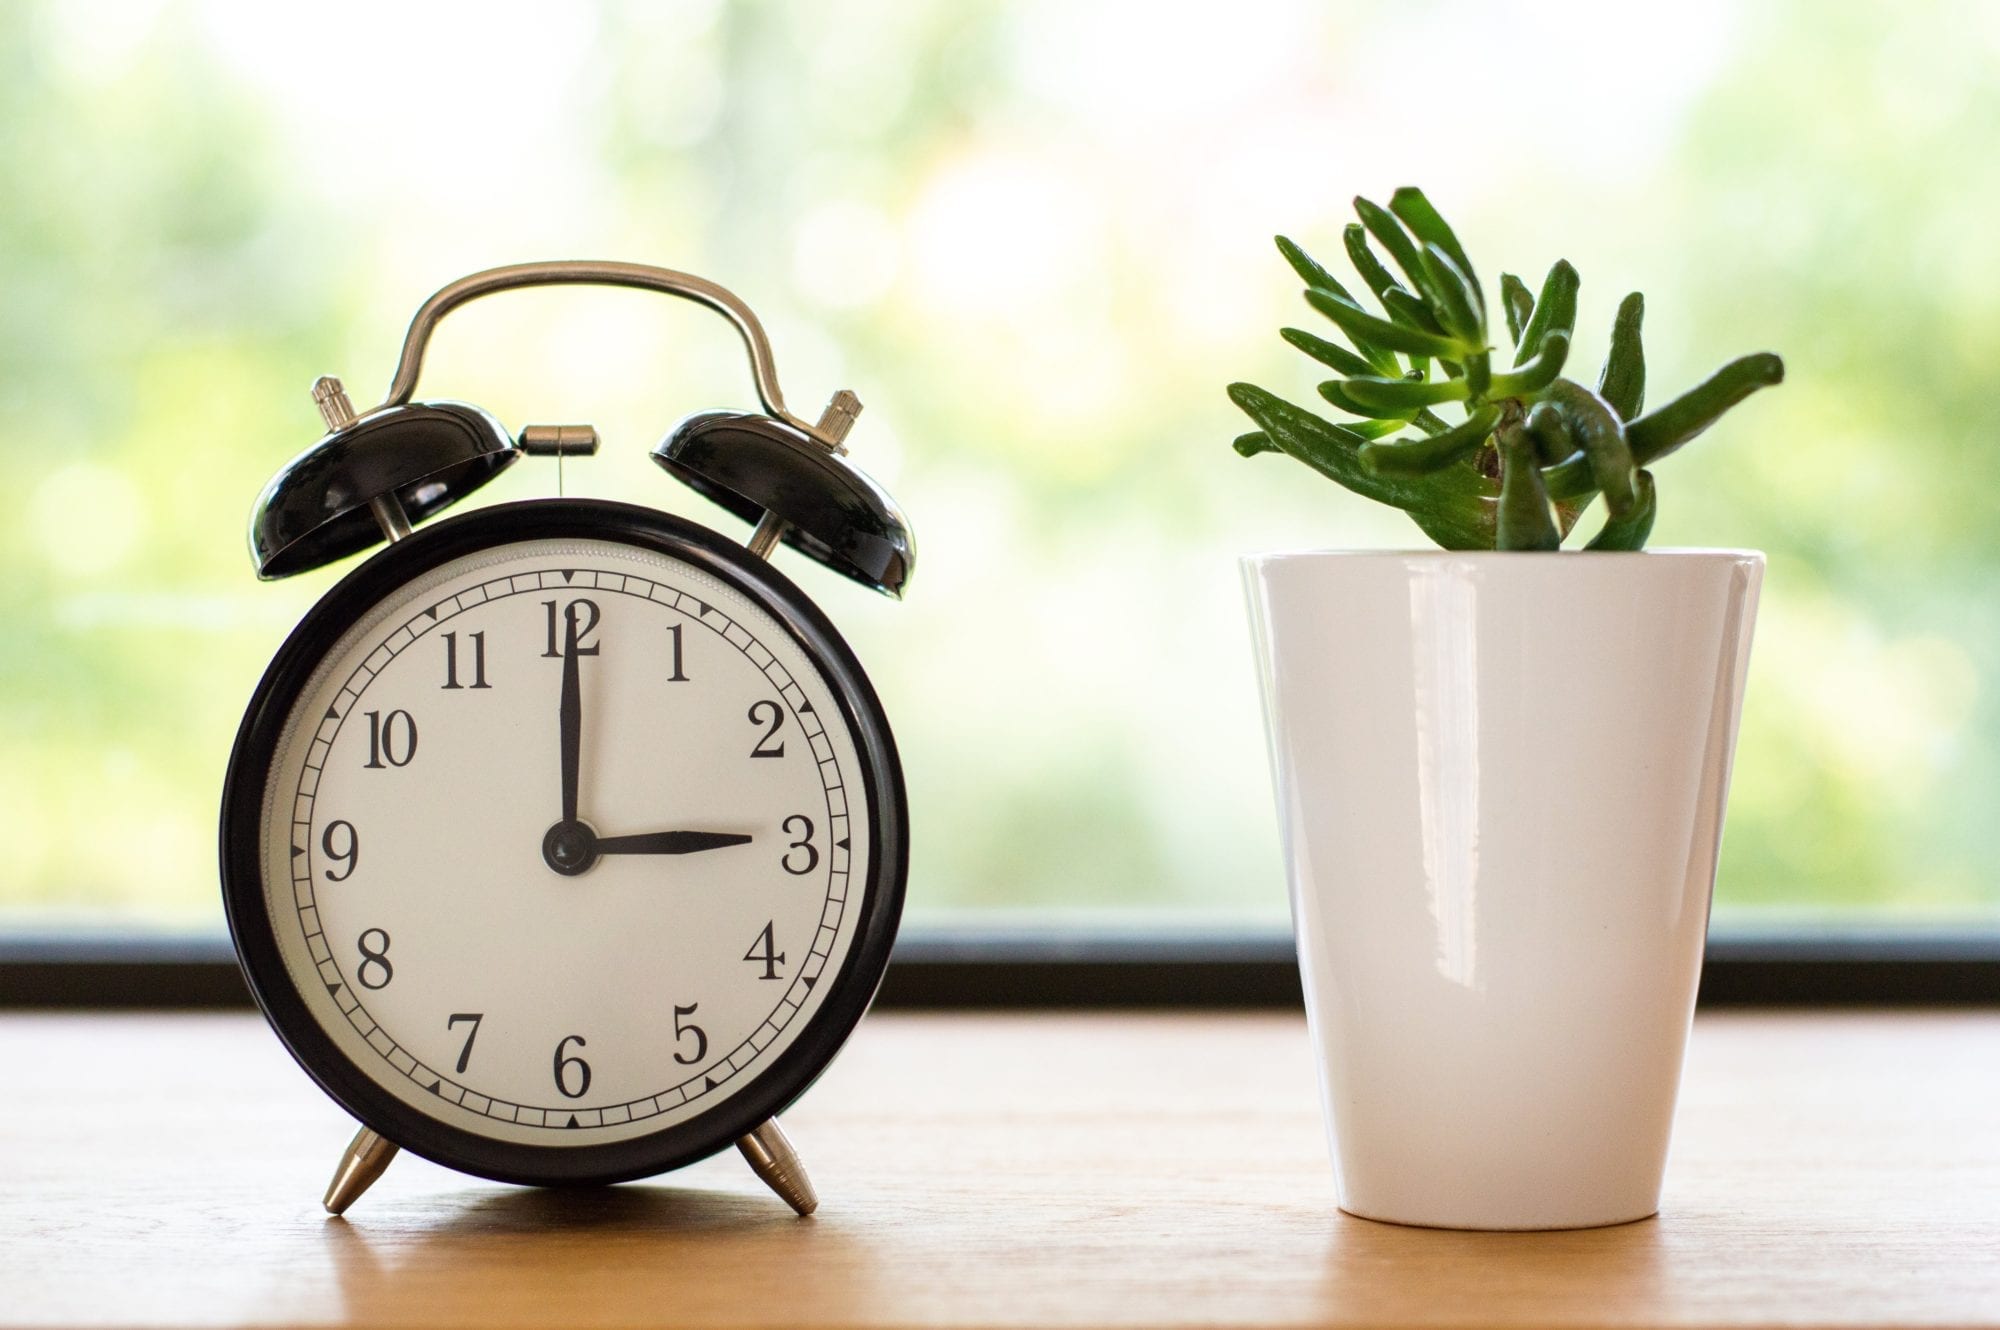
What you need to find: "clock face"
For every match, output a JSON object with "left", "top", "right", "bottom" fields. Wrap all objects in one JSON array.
[{"left": 223, "top": 503, "right": 904, "bottom": 1181}]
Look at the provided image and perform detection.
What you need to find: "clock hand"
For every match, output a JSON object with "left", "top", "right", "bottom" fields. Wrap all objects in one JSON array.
[
  {"left": 558, "top": 607, "right": 581, "bottom": 827},
  {"left": 595, "top": 830, "right": 755, "bottom": 856}
]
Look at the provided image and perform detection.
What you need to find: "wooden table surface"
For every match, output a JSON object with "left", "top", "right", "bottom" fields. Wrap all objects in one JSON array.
[{"left": 3, "top": 1009, "right": 1997, "bottom": 1329}]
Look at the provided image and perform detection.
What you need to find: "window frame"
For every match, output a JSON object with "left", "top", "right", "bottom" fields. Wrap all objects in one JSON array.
[{"left": 4, "top": 924, "right": 1996, "bottom": 1008}]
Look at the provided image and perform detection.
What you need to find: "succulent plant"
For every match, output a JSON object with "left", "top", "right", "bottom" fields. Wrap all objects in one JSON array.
[{"left": 1228, "top": 188, "right": 1784, "bottom": 550}]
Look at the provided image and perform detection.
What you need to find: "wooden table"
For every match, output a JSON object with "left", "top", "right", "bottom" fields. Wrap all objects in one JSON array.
[{"left": 4, "top": 1010, "right": 1996, "bottom": 1328}]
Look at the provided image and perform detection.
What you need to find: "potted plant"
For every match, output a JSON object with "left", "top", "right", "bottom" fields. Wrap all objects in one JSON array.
[{"left": 1231, "top": 188, "right": 1779, "bottom": 1230}]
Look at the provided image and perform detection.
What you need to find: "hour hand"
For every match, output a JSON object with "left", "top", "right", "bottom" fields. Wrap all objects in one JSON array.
[{"left": 594, "top": 830, "right": 754, "bottom": 856}]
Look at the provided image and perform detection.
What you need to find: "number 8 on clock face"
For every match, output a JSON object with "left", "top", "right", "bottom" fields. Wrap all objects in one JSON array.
[{"left": 222, "top": 501, "right": 907, "bottom": 1187}]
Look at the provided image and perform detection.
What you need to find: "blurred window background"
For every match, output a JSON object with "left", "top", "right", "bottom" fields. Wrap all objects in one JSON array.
[{"left": 3, "top": 0, "right": 1996, "bottom": 934}]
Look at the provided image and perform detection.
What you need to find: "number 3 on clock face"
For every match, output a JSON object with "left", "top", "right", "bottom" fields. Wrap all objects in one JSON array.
[{"left": 221, "top": 502, "right": 907, "bottom": 1187}]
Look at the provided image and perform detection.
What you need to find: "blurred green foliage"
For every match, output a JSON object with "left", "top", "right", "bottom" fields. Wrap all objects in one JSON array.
[{"left": 2, "top": 0, "right": 1996, "bottom": 925}]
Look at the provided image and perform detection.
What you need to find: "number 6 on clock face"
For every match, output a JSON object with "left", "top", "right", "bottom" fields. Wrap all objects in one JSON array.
[{"left": 221, "top": 501, "right": 907, "bottom": 1187}]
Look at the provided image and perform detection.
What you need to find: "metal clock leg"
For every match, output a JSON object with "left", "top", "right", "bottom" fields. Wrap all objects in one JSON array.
[
  {"left": 322, "top": 1126, "right": 400, "bottom": 1215},
  {"left": 737, "top": 1118, "right": 818, "bottom": 1216}
]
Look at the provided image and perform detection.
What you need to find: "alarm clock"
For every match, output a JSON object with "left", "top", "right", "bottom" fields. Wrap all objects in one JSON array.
[{"left": 219, "top": 262, "right": 913, "bottom": 1217}]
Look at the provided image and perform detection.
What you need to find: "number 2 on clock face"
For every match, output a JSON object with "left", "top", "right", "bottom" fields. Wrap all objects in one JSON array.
[{"left": 261, "top": 538, "right": 871, "bottom": 1148}]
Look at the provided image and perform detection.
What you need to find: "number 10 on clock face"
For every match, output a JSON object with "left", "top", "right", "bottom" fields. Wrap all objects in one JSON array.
[{"left": 236, "top": 529, "right": 892, "bottom": 1173}]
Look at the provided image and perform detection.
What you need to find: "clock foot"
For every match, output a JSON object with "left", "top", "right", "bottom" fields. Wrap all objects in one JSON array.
[
  {"left": 322, "top": 1126, "right": 399, "bottom": 1215},
  {"left": 737, "top": 1118, "right": 817, "bottom": 1216}
]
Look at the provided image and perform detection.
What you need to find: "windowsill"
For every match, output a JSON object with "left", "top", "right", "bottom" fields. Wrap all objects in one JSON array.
[{"left": 5, "top": 1007, "right": 1996, "bottom": 1327}]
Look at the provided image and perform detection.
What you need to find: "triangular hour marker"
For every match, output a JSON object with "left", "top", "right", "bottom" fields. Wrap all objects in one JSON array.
[
  {"left": 326, "top": 983, "right": 341, "bottom": 997},
  {"left": 800, "top": 702, "right": 814, "bottom": 713},
  {"left": 802, "top": 975, "right": 816, "bottom": 990},
  {"left": 836, "top": 838, "right": 849, "bottom": 851},
  {"left": 425, "top": 604, "right": 440, "bottom": 619},
  {"left": 562, "top": 569, "right": 577, "bottom": 584},
  {"left": 429, "top": 1080, "right": 443, "bottom": 1095},
  {"left": 292, "top": 844, "right": 305, "bottom": 857},
  {"left": 566, "top": 1114, "right": 579, "bottom": 1128},
  {"left": 704, "top": 1076, "right": 720, "bottom": 1091},
  {"left": 325, "top": 706, "right": 339, "bottom": 720}
]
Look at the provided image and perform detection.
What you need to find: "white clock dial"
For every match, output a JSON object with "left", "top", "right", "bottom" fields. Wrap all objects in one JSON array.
[{"left": 257, "top": 537, "right": 872, "bottom": 1147}]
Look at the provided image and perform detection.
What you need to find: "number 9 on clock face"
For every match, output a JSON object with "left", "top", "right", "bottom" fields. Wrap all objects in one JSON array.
[{"left": 221, "top": 502, "right": 907, "bottom": 1186}]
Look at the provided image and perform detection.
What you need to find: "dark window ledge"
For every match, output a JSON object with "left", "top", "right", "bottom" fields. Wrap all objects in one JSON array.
[{"left": 4, "top": 926, "right": 1999, "bottom": 1008}]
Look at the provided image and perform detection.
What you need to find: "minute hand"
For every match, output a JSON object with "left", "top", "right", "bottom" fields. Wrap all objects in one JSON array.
[
  {"left": 595, "top": 830, "right": 754, "bottom": 856},
  {"left": 558, "top": 611, "right": 581, "bottom": 826}
]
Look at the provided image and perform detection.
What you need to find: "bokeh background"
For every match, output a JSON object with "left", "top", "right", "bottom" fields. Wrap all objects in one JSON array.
[{"left": 3, "top": 0, "right": 1996, "bottom": 929}]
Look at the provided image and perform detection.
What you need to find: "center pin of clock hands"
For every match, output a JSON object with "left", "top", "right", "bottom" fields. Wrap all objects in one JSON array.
[{"left": 540, "top": 602, "right": 753, "bottom": 877}]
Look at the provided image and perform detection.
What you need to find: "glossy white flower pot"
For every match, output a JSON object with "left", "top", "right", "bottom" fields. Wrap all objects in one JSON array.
[{"left": 1243, "top": 549, "right": 1763, "bottom": 1230}]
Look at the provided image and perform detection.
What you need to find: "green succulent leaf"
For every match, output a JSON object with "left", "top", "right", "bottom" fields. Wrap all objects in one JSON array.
[
  {"left": 1625, "top": 352, "right": 1785, "bottom": 466},
  {"left": 1233, "top": 431, "right": 1276, "bottom": 458},
  {"left": 1276, "top": 235, "right": 1356, "bottom": 304},
  {"left": 1352, "top": 195, "right": 1429, "bottom": 294},
  {"left": 1227, "top": 381, "right": 1496, "bottom": 549},
  {"left": 1293, "top": 283, "right": 1402, "bottom": 376},
  {"left": 1495, "top": 420, "right": 1561, "bottom": 551},
  {"left": 1539, "top": 351, "right": 1782, "bottom": 498},
  {"left": 1526, "top": 398, "right": 1578, "bottom": 466},
  {"left": 1514, "top": 259, "right": 1579, "bottom": 368},
  {"left": 1545, "top": 379, "right": 1638, "bottom": 514},
  {"left": 1305, "top": 288, "right": 1467, "bottom": 360},
  {"left": 1342, "top": 224, "right": 1406, "bottom": 307},
  {"left": 1340, "top": 373, "right": 1472, "bottom": 412},
  {"left": 1598, "top": 292, "right": 1647, "bottom": 421},
  {"left": 1381, "top": 286, "right": 1449, "bottom": 336},
  {"left": 1280, "top": 236, "right": 1399, "bottom": 368},
  {"left": 1407, "top": 408, "right": 1452, "bottom": 436},
  {"left": 1462, "top": 348, "right": 1492, "bottom": 400},
  {"left": 1417, "top": 243, "right": 1486, "bottom": 345},
  {"left": 1320, "top": 379, "right": 1419, "bottom": 420},
  {"left": 1280, "top": 326, "right": 1380, "bottom": 379},
  {"left": 1358, "top": 403, "right": 1500, "bottom": 476},
  {"left": 1488, "top": 330, "right": 1571, "bottom": 398},
  {"left": 1585, "top": 468, "right": 1658, "bottom": 549},
  {"left": 1500, "top": 272, "right": 1534, "bottom": 346},
  {"left": 1390, "top": 187, "right": 1480, "bottom": 295}
]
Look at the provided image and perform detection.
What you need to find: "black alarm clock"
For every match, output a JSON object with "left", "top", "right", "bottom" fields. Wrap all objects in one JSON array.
[{"left": 219, "top": 262, "right": 913, "bottom": 1216}]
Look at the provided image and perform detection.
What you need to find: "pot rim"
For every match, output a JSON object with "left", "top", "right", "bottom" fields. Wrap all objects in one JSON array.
[{"left": 1241, "top": 546, "right": 1763, "bottom": 569}]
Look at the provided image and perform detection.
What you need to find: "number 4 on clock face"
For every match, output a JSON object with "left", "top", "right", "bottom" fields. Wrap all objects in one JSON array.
[{"left": 746, "top": 922, "right": 785, "bottom": 980}]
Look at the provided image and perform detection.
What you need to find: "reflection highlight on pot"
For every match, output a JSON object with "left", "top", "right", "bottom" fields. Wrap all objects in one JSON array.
[{"left": 1409, "top": 563, "right": 1480, "bottom": 990}]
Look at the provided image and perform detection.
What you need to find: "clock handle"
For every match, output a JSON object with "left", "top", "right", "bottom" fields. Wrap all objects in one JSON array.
[{"left": 373, "top": 260, "right": 854, "bottom": 451}]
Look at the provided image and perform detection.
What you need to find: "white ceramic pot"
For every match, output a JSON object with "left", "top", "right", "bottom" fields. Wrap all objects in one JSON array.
[{"left": 1243, "top": 549, "right": 1763, "bottom": 1230}]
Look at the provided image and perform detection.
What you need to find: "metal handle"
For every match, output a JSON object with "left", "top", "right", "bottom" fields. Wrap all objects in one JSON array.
[{"left": 374, "top": 260, "right": 844, "bottom": 447}]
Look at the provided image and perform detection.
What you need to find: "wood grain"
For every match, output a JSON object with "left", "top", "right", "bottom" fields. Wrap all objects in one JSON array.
[{"left": 3, "top": 1010, "right": 1998, "bottom": 1328}]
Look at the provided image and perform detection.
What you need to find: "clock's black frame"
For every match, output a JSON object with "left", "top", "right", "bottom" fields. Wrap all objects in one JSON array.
[{"left": 219, "top": 498, "right": 908, "bottom": 1187}]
